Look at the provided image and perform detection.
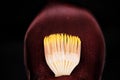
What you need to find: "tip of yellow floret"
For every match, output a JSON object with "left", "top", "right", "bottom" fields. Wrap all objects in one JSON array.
[
  {"left": 44, "top": 33, "right": 81, "bottom": 46},
  {"left": 44, "top": 33, "right": 81, "bottom": 55}
]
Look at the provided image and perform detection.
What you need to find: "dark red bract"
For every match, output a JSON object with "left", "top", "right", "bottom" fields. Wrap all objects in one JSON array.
[{"left": 24, "top": 4, "right": 105, "bottom": 80}]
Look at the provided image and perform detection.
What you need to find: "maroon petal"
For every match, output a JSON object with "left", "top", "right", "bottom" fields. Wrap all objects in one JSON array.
[{"left": 24, "top": 4, "right": 105, "bottom": 80}]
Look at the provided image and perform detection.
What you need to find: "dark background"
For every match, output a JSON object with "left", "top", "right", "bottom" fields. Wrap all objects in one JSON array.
[{"left": 1, "top": 0, "right": 120, "bottom": 80}]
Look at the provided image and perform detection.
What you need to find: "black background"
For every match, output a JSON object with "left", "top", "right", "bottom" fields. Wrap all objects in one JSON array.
[{"left": 1, "top": 0, "right": 120, "bottom": 80}]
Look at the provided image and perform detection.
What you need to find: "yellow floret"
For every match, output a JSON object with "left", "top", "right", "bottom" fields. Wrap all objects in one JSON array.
[{"left": 43, "top": 33, "right": 81, "bottom": 77}]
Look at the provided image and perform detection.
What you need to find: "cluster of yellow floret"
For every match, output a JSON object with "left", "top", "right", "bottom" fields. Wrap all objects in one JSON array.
[{"left": 44, "top": 33, "right": 81, "bottom": 77}]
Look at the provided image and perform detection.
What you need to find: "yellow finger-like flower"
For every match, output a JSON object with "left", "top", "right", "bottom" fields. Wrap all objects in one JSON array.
[{"left": 44, "top": 33, "right": 81, "bottom": 77}]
